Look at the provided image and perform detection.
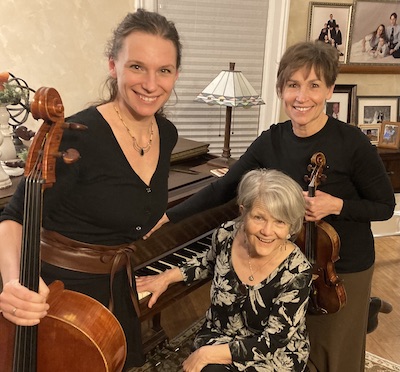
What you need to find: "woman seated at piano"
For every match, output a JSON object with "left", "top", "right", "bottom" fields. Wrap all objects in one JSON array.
[{"left": 136, "top": 168, "right": 312, "bottom": 372}]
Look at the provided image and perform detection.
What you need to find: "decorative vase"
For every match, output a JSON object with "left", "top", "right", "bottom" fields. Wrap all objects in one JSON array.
[
  {"left": 0, "top": 129, "right": 12, "bottom": 189},
  {"left": 0, "top": 104, "right": 17, "bottom": 161},
  {"left": 0, "top": 104, "right": 17, "bottom": 187}
]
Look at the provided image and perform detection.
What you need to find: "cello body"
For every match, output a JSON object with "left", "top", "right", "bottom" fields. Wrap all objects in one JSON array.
[{"left": 0, "top": 281, "right": 126, "bottom": 372}]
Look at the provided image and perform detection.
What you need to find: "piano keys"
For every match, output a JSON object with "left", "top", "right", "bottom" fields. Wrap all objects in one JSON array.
[{"left": 136, "top": 233, "right": 213, "bottom": 300}]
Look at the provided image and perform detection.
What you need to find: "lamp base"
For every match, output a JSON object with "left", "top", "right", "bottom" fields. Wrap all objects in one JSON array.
[{"left": 207, "top": 156, "right": 236, "bottom": 169}]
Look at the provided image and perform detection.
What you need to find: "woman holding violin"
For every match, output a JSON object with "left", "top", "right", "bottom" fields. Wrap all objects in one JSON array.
[
  {"left": 145, "top": 41, "right": 395, "bottom": 371},
  {"left": 0, "top": 9, "right": 181, "bottom": 370}
]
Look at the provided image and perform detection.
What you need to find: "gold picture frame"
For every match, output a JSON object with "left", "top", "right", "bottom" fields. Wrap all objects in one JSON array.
[
  {"left": 346, "top": 0, "right": 400, "bottom": 73},
  {"left": 307, "top": 2, "right": 353, "bottom": 64},
  {"left": 378, "top": 121, "right": 400, "bottom": 149},
  {"left": 359, "top": 123, "right": 381, "bottom": 145}
]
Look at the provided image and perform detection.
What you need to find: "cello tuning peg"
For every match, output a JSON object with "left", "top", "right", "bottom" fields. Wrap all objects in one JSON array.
[
  {"left": 307, "top": 164, "right": 313, "bottom": 172},
  {"left": 62, "top": 122, "right": 88, "bottom": 131},
  {"left": 14, "top": 126, "right": 36, "bottom": 141},
  {"left": 320, "top": 174, "right": 327, "bottom": 182},
  {"left": 53, "top": 148, "right": 80, "bottom": 164},
  {"left": 4, "top": 159, "right": 25, "bottom": 168},
  {"left": 304, "top": 175, "right": 310, "bottom": 183}
]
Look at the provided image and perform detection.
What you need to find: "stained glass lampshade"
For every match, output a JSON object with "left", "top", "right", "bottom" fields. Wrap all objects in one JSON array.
[{"left": 195, "top": 62, "right": 265, "bottom": 168}]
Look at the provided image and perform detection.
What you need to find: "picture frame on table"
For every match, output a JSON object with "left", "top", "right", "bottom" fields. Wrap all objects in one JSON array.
[
  {"left": 378, "top": 121, "right": 400, "bottom": 149},
  {"left": 347, "top": 0, "right": 400, "bottom": 70},
  {"left": 326, "top": 84, "right": 357, "bottom": 124},
  {"left": 357, "top": 96, "right": 399, "bottom": 124},
  {"left": 307, "top": 2, "right": 353, "bottom": 64},
  {"left": 358, "top": 123, "right": 381, "bottom": 145}
]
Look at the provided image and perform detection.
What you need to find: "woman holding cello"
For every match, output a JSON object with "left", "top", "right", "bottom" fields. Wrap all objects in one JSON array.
[
  {"left": 0, "top": 9, "right": 181, "bottom": 370},
  {"left": 145, "top": 41, "right": 395, "bottom": 371}
]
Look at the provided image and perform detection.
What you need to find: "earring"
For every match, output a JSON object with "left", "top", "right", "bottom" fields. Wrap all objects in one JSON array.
[{"left": 286, "top": 233, "right": 291, "bottom": 240}]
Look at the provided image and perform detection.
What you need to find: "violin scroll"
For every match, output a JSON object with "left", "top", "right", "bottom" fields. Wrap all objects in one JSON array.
[{"left": 303, "top": 151, "right": 327, "bottom": 188}]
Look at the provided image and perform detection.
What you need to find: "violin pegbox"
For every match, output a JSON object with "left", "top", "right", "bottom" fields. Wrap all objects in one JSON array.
[{"left": 304, "top": 152, "right": 327, "bottom": 189}]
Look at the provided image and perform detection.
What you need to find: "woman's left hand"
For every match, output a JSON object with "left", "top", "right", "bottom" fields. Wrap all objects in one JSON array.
[
  {"left": 182, "top": 347, "right": 208, "bottom": 372},
  {"left": 303, "top": 190, "right": 343, "bottom": 221},
  {"left": 182, "top": 344, "right": 232, "bottom": 372}
]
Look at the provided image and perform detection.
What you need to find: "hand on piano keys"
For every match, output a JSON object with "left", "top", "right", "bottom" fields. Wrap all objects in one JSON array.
[{"left": 135, "top": 234, "right": 212, "bottom": 307}]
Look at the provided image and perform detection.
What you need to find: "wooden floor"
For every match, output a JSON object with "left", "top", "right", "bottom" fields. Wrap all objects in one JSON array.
[
  {"left": 366, "top": 235, "right": 400, "bottom": 363},
  {"left": 159, "top": 235, "right": 400, "bottom": 364}
]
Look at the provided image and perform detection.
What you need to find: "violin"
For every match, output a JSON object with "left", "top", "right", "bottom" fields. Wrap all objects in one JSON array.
[
  {"left": 0, "top": 87, "right": 126, "bottom": 371},
  {"left": 295, "top": 152, "right": 347, "bottom": 315}
]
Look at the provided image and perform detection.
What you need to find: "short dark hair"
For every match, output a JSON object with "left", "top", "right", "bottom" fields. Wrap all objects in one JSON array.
[{"left": 276, "top": 41, "right": 339, "bottom": 96}]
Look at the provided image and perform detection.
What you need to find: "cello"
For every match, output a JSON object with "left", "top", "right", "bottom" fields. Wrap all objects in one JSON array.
[
  {"left": 0, "top": 87, "right": 126, "bottom": 371},
  {"left": 295, "top": 152, "right": 347, "bottom": 315}
]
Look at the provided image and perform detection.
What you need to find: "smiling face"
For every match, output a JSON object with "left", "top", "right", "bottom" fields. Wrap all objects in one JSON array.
[
  {"left": 242, "top": 199, "right": 290, "bottom": 258},
  {"left": 281, "top": 66, "right": 334, "bottom": 137},
  {"left": 109, "top": 31, "right": 179, "bottom": 120}
]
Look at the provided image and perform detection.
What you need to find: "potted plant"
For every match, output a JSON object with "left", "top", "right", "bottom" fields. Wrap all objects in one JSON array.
[{"left": 0, "top": 72, "right": 26, "bottom": 105}]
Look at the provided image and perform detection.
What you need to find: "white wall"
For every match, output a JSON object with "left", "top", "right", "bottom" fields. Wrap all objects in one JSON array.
[{"left": 0, "top": 0, "right": 134, "bottom": 130}]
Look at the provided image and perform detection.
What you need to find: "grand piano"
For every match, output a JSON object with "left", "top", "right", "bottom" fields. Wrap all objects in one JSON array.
[{"left": 133, "top": 137, "right": 238, "bottom": 354}]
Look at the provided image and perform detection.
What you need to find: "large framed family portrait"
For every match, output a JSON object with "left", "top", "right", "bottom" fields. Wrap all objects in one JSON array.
[
  {"left": 307, "top": 2, "right": 353, "bottom": 64},
  {"left": 347, "top": 0, "right": 400, "bottom": 69}
]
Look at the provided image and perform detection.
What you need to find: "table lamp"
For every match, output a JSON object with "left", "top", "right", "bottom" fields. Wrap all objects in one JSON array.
[{"left": 195, "top": 62, "right": 264, "bottom": 168}]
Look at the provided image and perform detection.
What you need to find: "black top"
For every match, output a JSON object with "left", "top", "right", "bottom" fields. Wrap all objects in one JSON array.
[
  {"left": 1, "top": 106, "right": 178, "bottom": 244},
  {"left": 168, "top": 118, "right": 395, "bottom": 273}
]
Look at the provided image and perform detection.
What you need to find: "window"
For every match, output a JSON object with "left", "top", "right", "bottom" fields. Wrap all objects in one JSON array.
[{"left": 157, "top": 0, "right": 269, "bottom": 158}]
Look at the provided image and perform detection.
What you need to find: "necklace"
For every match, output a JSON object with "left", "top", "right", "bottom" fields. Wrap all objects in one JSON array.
[
  {"left": 114, "top": 105, "right": 154, "bottom": 156},
  {"left": 247, "top": 244, "right": 281, "bottom": 282}
]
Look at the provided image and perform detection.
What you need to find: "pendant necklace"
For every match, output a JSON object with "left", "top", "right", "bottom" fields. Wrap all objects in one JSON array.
[
  {"left": 247, "top": 244, "right": 281, "bottom": 282},
  {"left": 114, "top": 105, "right": 153, "bottom": 156}
]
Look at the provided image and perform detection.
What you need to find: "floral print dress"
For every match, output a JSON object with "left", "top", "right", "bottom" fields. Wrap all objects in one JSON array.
[{"left": 179, "top": 221, "right": 312, "bottom": 371}]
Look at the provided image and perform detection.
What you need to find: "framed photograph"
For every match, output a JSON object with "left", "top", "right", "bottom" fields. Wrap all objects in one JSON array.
[
  {"left": 379, "top": 121, "right": 400, "bottom": 149},
  {"left": 347, "top": 0, "right": 400, "bottom": 71},
  {"left": 357, "top": 96, "right": 398, "bottom": 124},
  {"left": 307, "top": 2, "right": 353, "bottom": 64},
  {"left": 326, "top": 84, "right": 357, "bottom": 124},
  {"left": 359, "top": 123, "right": 382, "bottom": 145}
]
